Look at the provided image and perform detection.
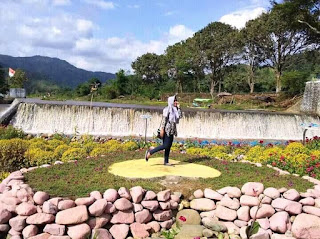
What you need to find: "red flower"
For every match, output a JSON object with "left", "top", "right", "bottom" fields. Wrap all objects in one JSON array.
[
  {"left": 280, "top": 155, "right": 285, "bottom": 160},
  {"left": 272, "top": 162, "right": 277, "bottom": 166},
  {"left": 179, "top": 216, "right": 186, "bottom": 222},
  {"left": 259, "top": 140, "right": 264, "bottom": 144}
]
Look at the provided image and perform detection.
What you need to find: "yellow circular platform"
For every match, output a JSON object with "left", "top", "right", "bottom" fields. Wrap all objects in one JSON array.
[{"left": 108, "top": 157, "right": 221, "bottom": 179}]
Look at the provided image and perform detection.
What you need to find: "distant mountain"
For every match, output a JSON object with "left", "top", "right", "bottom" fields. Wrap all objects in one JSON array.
[{"left": 0, "top": 54, "right": 115, "bottom": 88}]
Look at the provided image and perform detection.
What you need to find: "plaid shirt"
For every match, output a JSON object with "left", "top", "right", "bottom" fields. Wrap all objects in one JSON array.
[{"left": 160, "top": 107, "right": 182, "bottom": 136}]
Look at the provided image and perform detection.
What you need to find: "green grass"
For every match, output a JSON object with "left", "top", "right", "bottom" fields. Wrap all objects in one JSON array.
[{"left": 24, "top": 151, "right": 314, "bottom": 198}]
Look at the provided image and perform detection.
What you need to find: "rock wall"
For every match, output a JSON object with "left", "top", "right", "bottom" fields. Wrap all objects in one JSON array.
[
  {"left": 2, "top": 170, "right": 320, "bottom": 239},
  {"left": 301, "top": 80, "right": 320, "bottom": 116},
  {"left": 0, "top": 171, "right": 180, "bottom": 239}
]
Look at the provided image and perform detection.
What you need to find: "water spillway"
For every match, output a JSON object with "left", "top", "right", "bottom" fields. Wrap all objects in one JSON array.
[{"left": 3, "top": 98, "right": 320, "bottom": 141}]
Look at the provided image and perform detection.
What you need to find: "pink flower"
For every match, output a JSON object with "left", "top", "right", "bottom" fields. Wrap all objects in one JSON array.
[{"left": 179, "top": 216, "right": 186, "bottom": 222}]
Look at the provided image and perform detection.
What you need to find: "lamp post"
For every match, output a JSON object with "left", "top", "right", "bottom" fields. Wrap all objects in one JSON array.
[{"left": 140, "top": 114, "right": 152, "bottom": 146}]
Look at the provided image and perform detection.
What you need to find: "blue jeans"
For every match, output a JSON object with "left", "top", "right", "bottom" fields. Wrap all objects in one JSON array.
[{"left": 149, "top": 134, "right": 174, "bottom": 164}]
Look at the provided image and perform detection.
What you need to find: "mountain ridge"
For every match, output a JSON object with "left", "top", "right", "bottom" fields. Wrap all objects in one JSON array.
[{"left": 0, "top": 54, "right": 115, "bottom": 88}]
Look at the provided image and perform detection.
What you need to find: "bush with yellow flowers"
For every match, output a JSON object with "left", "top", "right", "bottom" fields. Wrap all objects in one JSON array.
[
  {"left": 0, "top": 172, "right": 10, "bottom": 183},
  {"left": 54, "top": 145, "right": 71, "bottom": 159},
  {"left": 61, "top": 148, "right": 87, "bottom": 162},
  {"left": 122, "top": 141, "right": 139, "bottom": 151},
  {"left": 245, "top": 145, "right": 264, "bottom": 162},
  {"left": 25, "top": 148, "right": 56, "bottom": 166}
]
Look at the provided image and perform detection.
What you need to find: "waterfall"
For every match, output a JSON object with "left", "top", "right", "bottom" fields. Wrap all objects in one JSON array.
[
  {"left": 8, "top": 99, "right": 320, "bottom": 141},
  {"left": 301, "top": 80, "right": 320, "bottom": 116}
]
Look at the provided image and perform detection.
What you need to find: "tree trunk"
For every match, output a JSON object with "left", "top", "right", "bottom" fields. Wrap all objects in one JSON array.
[
  {"left": 210, "top": 78, "right": 217, "bottom": 99},
  {"left": 275, "top": 71, "right": 281, "bottom": 93}
]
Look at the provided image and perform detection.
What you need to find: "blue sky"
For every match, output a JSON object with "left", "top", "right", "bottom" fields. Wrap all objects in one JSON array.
[{"left": 0, "top": 0, "right": 270, "bottom": 73}]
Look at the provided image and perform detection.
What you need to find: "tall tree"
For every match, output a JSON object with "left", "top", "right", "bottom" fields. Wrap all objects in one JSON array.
[
  {"left": 131, "top": 53, "right": 163, "bottom": 86},
  {"left": 9, "top": 69, "right": 28, "bottom": 88},
  {"left": 250, "top": 1, "right": 318, "bottom": 92},
  {"left": 0, "top": 68, "right": 8, "bottom": 94},
  {"left": 115, "top": 69, "right": 129, "bottom": 95},
  {"left": 241, "top": 19, "right": 268, "bottom": 93},
  {"left": 194, "top": 22, "right": 240, "bottom": 96}
]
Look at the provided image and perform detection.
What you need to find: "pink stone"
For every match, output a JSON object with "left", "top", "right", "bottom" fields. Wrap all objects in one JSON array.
[
  {"left": 302, "top": 206, "right": 320, "bottom": 217},
  {"left": 234, "top": 220, "right": 248, "bottom": 228},
  {"left": 223, "top": 222, "right": 240, "bottom": 234},
  {"left": 215, "top": 205, "right": 237, "bottom": 221},
  {"left": 26, "top": 213, "right": 55, "bottom": 225},
  {"left": 22, "top": 225, "right": 38, "bottom": 238},
  {"left": 130, "top": 186, "right": 145, "bottom": 203},
  {"left": 193, "top": 189, "right": 204, "bottom": 198},
  {"left": 48, "top": 198, "right": 62, "bottom": 207},
  {"left": 88, "top": 199, "right": 108, "bottom": 216},
  {"left": 0, "top": 224, "right": 9, "bottom": 232},
  {"left": 55, "top": 205, "right": 89, "bottom": 225},
  {"left": 241, "top": 182, "right": 264, "bottom": 196},
  {"left": 220, "top": 195, "right": 240, "bottom": 210},
  {"left": 204, "top": 188, "right": 223, "bottom": 200},
  {"left": 170, "top": 200, "right": 178, "bottom": 210},
  {"left": 104, "top": 202, "right": 116, "bottom": 214},
  {"left": 9, "top": 215, "right": 27, "bottom": 232},
  {"left": 135, "top": 209, "right": 152, "bottom": 223},
  {"left": 17, "top": 188, "right": 31, "bottom": 202},
  {"left": 118, "top": 187, "right": 131, "bottom": 200},
  {"left": 133, "top": 203, "right": 143, "bottom": 212},
  {"left": 110, "top": 210, "right": 134, "bottom": 224},
  {"left": 1, "top": 196, "right": 21, "bottom": 205},
  {"left": 190, "top": 198, "right": 215, "bottom": 211},
  {"left": 217, "top": 186, "right": 232, "bottom": 195},
  {"left": 75, "top": 197, "right": 95, "bottom": 206},
  {"left": 92, "top": 228, "right": 112, "bottom": 239},
  {"left": 0, "top": 208, "right": 12, "bottom": 223},
  {"left": 67, "top": 223, "right": 91, "bottom": 239},
  {"left": 299, "top": 197, "right": 315, "bottom": 206},
  {"left": 271, "top": 198, "right": 302, "bottom": 214},
  {"left": 157, "top": 189, "right": 171, "bottom": 202},
  {"left": 0, "top": 202, "right": 16, "bottom": 213},
  {"left": 87, "top": 213, "right": 111, "bottom": 229},
  {"left": 240, "top": 195, "right": 259, "bottom": 206},
  {"left": 103, "top": 189, "right": 119, "bottom": 202},
  {"left": 43, "top": 224, "right": 65, "bottom": 236},
  {"left": 261, "top": 196, "right": 272, "bottom": 204},
  {"left": 114, "top": 198, "right": 133, "bottom": 211},
  {"left": 42, "top": 201, "right": 58, "bottom": 214},
  {"left": 292, "top": 213, "right": 320, "bottom": 239},
  {"left": 170, "top": 194, "right": 180, "bottom": 203},
  {"left": 250, "top": 204, "right": 275, "bottom": 219},
  {"left": 153, "top": 209, "right": 172, "bottom": 222},
  {"left": 58, "top": 200, "right": 75, "bottom": 210},
  {"left": 227, "top": 187, "right": 242, "bottom": 198},
  {"left": 8, "top": 228, "right": 21, "bottom": 236},
  {"left": 29, "top": 233, "right": 51, "bottom": 239},
  {"left": 147, "top": 221, "right": 161, "bottom": 233},
  {"left": 263, "top": 187, "right": 280, "bottom": 199},
  {"left": 130, "top": 222, "right": 150, "bottom": 238},
  {"left": 159, "top": 201, "right": 171, "bottom": 210},
  {"left": 48, "top": 236, "right": 71, "bottom": 239},
  {"left": 257, "top": 218, "right": 270, "bottom": 230},
  {"left": 90, "top": 191, "right": 102, "bottom": 200},
  {"left": 144, "top": 191, "right": 157, "bottom": 200},
  {"left": 269, "top": 211, "right": 289, "bottom": 233},
  {"left": 141, "top": 200, "right": 159, "bottom": 212},
  {"left": 109, "top": 224, "right": 129, "bottom": 239},
  {"left": 159, "top": 219, "right": 174, "bottom": 229},
  {"left": 33, "top": 191, "right": 49, "bottom": 205},
  {"left": 237, "top": 206, "right": 250, "bottom": 222},
  {"left": 283, "top": 189, "right": 300, "bottom": 201},
  {"left": 16, "top": 202, "right": 37, "bottom": 216}
]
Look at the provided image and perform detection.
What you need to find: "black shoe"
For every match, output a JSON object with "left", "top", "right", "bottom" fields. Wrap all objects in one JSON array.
[{"left": 145, "top": 150, "right": 149, "bottom": 162}]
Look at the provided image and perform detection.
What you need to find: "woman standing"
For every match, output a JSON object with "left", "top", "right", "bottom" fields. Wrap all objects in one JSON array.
[{"left": 145, "top": 95, "right": 182, "bottom": 166}]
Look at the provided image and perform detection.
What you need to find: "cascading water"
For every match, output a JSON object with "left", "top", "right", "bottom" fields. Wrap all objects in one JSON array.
[{"left": 8, "top": 98, "right": 320, "bottom": 141}]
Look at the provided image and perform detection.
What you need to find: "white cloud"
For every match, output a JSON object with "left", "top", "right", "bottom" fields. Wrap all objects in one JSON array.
[
  {"left": 164, "top": 10, "right": 178, "bottom": 16},
  {"left": 52, "top": 0, "right": 71, "bottom": 6},
  {"left": 127, "top": 4, "right": 140, "bottom": 9},
  {"left": 83, "top": 0, "right": 114, "bottom": 9},
  {"left": 0, "top": 0, "right": 194, "bottom": 73},
  {"left": 219, "top": 7, "right": 266, "bottom": 29},
  {"left": 168, "top": 25, "right": 194, "bottom": 44}
]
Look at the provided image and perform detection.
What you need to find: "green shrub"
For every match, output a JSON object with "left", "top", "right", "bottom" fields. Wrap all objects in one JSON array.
[
  {"left": 0, "top": 125, "right": 25, "bottom": 139},
  {"left": 54, "top": 145, "right": 71, "bottom": 159},
  {"left": 25, "top": 149, "right": 56, "bottom": 166},
  {"left": 284, "top": 142, "right": 309, "bottom": 156},
  {"left": 69, "top": 142, "right": 82, "bottom": 148},
  {"left": 83, "top": 142, "right": 98, "bottom": 154},
  {"left": 186, "top": 147, "right": 206, "bottom": 155},
  {"left": 47, "top": 139, "right": 65, "bottom": 148},
  {"left": 122, "top": 141, "right": 139, "bottom": 151},
  {"left": 246, "top": 145, "right": 264, "bottom": 162},
  {"left": 90, "top": 147, "right": 112, "bottom": 157},
  {"left": 29, "top": 141, "right": 53, "bottom": 151},
  {"left": 0, "top": 171, "right": 10, "bottom": 183},
  {"left": 261, "top": 147, "right": 283, "bottom": 163},
  {"left": 61, "top": 148, "right": 87, "bottom": 162},
  {"left": 0, "top": 139, "right": 29, "bottom": 171}
]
